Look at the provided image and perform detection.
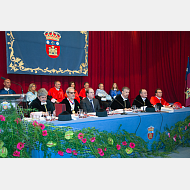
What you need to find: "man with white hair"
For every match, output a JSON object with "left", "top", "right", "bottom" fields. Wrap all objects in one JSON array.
[
  {"left": 60, "top": 87, "right": 81, "bottom": 114},
  {"left": 30, "top": 88, "right": 54, "bottom": 114}
]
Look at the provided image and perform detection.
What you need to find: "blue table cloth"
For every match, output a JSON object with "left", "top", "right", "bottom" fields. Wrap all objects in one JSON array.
[{"left": 32, "top": 108, "right": 190, "bottom": 157}]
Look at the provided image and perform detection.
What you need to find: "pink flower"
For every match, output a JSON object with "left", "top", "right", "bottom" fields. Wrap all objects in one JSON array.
[
  {"left": 174, "top": 134, "right": 177, "bottom": 139},
  {"left": 185, "top": 126, "right": 187, "bottom": 130},
  {"left": 168, "top": 133, "right": 170, "bottom": 138},
  {"left": 66, "top": 148, "right": 72, "bottom": 153},
  {"left": 39, "top": 123, "right": 45, "bottom": 130},
  {"left": 116, "top": 144, "right": 121, "bottom": 150},
  {"left": 179, "top": 135, "right": 181, "bottom": 139},
  {"left": 42, "top": 130, "right": 47, "bottom": 136},
  {"left": 15, "top": 118, "right": 21, "bottom": 124},
  {"left": 13, "top": 150, "right": 20, "bottom": 157},
  {"left": 90, "top": 137, "right": 96, "bottom": 142},
  {"left": 72, "top": 150, "right": 77, "bottom": 156},
  {"left": 58, "top": 151, "right": 64, "bottom": 156},
  {"left": 82, "top": 138, "right": 87, "bottom": 143},
  {"left": 0, "top": 115, "right": 5, "bottom": 121},
  {"left": 173, "top": 137, "right": 176, "bottom": 142},
  {"left": 129, "top": 142, "right": 135, "bottom": 149},
  {"left": 104, "top": 148, "right": 107, "bottom": 151},
  {"left": 188, "top": 123, "right": 190, "bottom": 127},
  {"left": 17, "top": 142, "right": 25, "bottom": 150},
  {"left": 78, "top": 133, "right": 84, "bottom": 139},
  {"left": 99, "top": 151, "right": 104, "bottom": 156},
  {"left": 97, "top": 148, "right": 103, "bottom": 153},
  {"left": 32, "top": 120, "right": 38, "bottom": 127},
  {"left": 122, "top": 141, "right": 127, "bottom": 146}
]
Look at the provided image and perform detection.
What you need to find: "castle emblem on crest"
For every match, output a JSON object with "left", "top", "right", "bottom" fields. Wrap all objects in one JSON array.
[
  {"left": 147, "top": 126, "right": 154, "bottom": 140},
  {"left": 44, "top": 31, "right": 61, "bottom": 58}
]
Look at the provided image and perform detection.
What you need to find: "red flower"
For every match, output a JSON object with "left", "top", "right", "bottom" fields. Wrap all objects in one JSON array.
[
  {"left": 32, "top": 120, "right": 38, "bottom": 127},
  {"left": 185, "top": 126, "right": 187, "bottom": 130},
  {"left": 0, "top": 115, "right": 5, "bottom": 121},
  {"left": 97, "top": 148, "right": 103, "bottom": 153},
  {"left": 72, "top": 150, "right": 77, "bottom": 156},
  {"left": 58, "top": 151, "right": 64, "bottom": 156},
  {"left": 90, "top": 137, "right": 96, "bottom": 142},
  {"left": 15, "top": 118, "right": 21, "bottom": 124},
  {"left": 99, "top": 151, "right": 104, "bottom": 156},
  {"left": 82, "top": 138, "right": 87, "bottom": 143},
  {"left": 42, "top": 130, "right": 47, "bottom": 136},
  {"left": 66, "top": 148, "right": 72, "bottom": 153},
  {"left": 122, "top": 141, "right": 127, "bottom": 146},
  {"left": 129, "top": 142, "right": 135, "bottom": 149},
  {"left": 39, "top": 123, "right": 45, "bottom": 130},
  {"left": 104, "top": 148, "right": 107, "bottom": 151},
  {"left": 116, "top": 144, "right": 121, "bottom": 150},
  {"left": 188, "top": 123, "right": 190, "bottom": 127},
  {"left": 17, "top": 142, "right": 25, "bottom": 150},
  {"left": 78, "top": 133, "right": 84, "bottom": 139},
  {"left": 13, "top": 150, "right": 20, "bottom": 157}
]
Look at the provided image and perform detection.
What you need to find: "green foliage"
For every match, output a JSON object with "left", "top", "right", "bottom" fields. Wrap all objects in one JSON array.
[{"left": 0, "top": 107, "right": 190, "bottom": 158}]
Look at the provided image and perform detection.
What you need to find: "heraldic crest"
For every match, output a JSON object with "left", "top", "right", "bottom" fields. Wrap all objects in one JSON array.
[{"left": 44, "top": 31, "right": 61, "bottom": 58}]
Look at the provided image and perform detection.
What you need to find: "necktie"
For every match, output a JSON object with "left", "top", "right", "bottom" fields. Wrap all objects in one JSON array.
[
  {"left": 90, "top": 99, "right": 95, "bottom": 112},
  {"left": 124, "top": 100, "right": 126, "bottom": 108}
]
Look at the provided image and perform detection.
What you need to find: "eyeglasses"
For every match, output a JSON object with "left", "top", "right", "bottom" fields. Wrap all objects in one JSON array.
[{"left": 69, "top": 92, "right": 76, "bottom": 94}]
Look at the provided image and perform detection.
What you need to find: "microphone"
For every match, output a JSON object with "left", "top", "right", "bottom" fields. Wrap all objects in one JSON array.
[
  {"left": 1, "top": 77, "right": 24, "bottom": 94},
  {"left": 133, "top": 98, "right": 144, "bottom": 106}
]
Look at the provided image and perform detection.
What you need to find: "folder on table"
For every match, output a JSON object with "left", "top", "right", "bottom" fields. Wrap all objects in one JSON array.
[{"left": 55, "top": 104, "right": 66, "bottom": 117}]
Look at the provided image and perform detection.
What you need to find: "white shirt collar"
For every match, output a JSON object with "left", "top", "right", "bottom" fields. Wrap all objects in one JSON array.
[
  {"left": 156, "top": 96, "right": 161, "bottom": 100},
  {"left": 41, "top": 102, "right": 47, "bottom": 105},
  {"left": 142, "top": 97, "right": 146, "bottom": 102},
  {"left": 121, "top": 94, "right": 128, "bottom": 101},
  {"left": 55, "top": 87, "right": 60, "bottom": 91},
  {"left": 4, "top": 87, "right": 10, "bottom": 91}
]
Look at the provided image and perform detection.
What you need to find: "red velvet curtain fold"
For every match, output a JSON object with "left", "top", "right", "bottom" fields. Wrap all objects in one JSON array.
[{"left": 0, "top": 31, "right": 189, "bottom": 105}]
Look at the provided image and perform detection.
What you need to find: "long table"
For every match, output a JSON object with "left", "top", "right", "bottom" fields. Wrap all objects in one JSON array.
[{"left": 32, "top": 108, "right": 190, "bottom": 158}]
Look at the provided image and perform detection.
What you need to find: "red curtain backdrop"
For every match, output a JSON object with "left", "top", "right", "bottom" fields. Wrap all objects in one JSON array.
[{"left": 0, "top": 31, "right": 189, "bottom": 105}]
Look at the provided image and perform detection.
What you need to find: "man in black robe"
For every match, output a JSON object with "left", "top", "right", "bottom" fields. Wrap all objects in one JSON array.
[
  {"left": 59, "top": 87, "right": 81, "bottom": 114},
  {"left": 111, "top": 87, "right": 131, "bottom": 110},
  {"left": 132, "top": 89, "right": 152, "bottom": 108},
  {"left": 29, "top": 88, "right": 54, "bottom": 114}
]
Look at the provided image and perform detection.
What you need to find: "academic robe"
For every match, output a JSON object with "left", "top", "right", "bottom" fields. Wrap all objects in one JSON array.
[
  {"left": 79, "top": 88, "right": 86, "bottom": 99},
  {"left": 60, "top": 98, "right": 81, "bottom": 114},
  {"left": 111, "top": 94, "right": 131, "bottom": 110},
  {"left": 132, "top": 95, "right": 152, "bottom": 108},
  {"left": 65, "top": 90, "right": 80, "bottom": 103},
  {"left": 48, "top": 87, "right": 65, "bottom": 103},
  {"left": 29, "top": 98, "right": 54, "bottom": 114},
  {"left": 150, "top": 96, "right": 170, "bottom": 106},
  {"left": 0, "top": 88, "right": 16, "bottom": 94}
]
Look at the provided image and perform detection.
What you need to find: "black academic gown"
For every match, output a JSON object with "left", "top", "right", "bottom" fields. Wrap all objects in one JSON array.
[
  {"left": 29, "top": 98, "right": 55, "bottom": 114},
  {"left": 60, "top": 98, "right": 81, "bottom": 114},
  {"left": 132, "top": 95, "right": 152, "bottom": 108},
  {"left": 111, "top": 94, "right": 131, "bottom": 110}
]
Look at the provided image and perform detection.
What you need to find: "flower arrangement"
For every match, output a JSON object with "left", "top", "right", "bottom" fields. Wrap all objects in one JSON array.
[{"left": 0, "top": 107, "right": 190, "bottom": 158}]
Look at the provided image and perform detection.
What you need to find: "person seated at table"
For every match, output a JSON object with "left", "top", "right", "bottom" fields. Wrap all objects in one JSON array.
[
  {"left": 80, "top": 88, "right": 101, "bottom": 113},
  {"left": 65, "top": 81, "right": 80, "bottom": 103},
  {"left": 48, "top": 81, "right": 65, "bottom": 104},
  {"left": 0, "top": 78, "right": 16, "bottom": 94},
  {"left": 79, "top": 82, "right": 89, "bottom": 100},
  {"left": 29, "top": 88, "right": 55, "bottom": 114},
  {"left": 111, "top": 87, "right": 131, "bottom": 110},
  {"left": 60, "top": 87, "right": 81, "bottom": 114},
  {"left": 150, "top": 88, "right": 170, "bottom": 106},
  {"left": 95, "top": 83, "right": 109, "bottom": 97},
  {"left": 132, "top": 89, "right": 152, "bottom": 108},
  {"left": 109, "top": 82, "right": 121, "bottom": 99},
  {"left": 95, "top": 83, "right": 111, "bottom": 109},
  {"left": 26, "top": 83, "right": 37, "bottom": 104}
]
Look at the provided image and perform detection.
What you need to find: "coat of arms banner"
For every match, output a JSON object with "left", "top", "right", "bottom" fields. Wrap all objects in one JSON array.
[{"left": 5, "top": 31, "right": 88, "bottom": 76}]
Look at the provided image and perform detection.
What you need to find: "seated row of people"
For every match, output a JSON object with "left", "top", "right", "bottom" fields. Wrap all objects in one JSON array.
[{"left": 0, "top": 79, "right": 170, "bottom": 114}]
